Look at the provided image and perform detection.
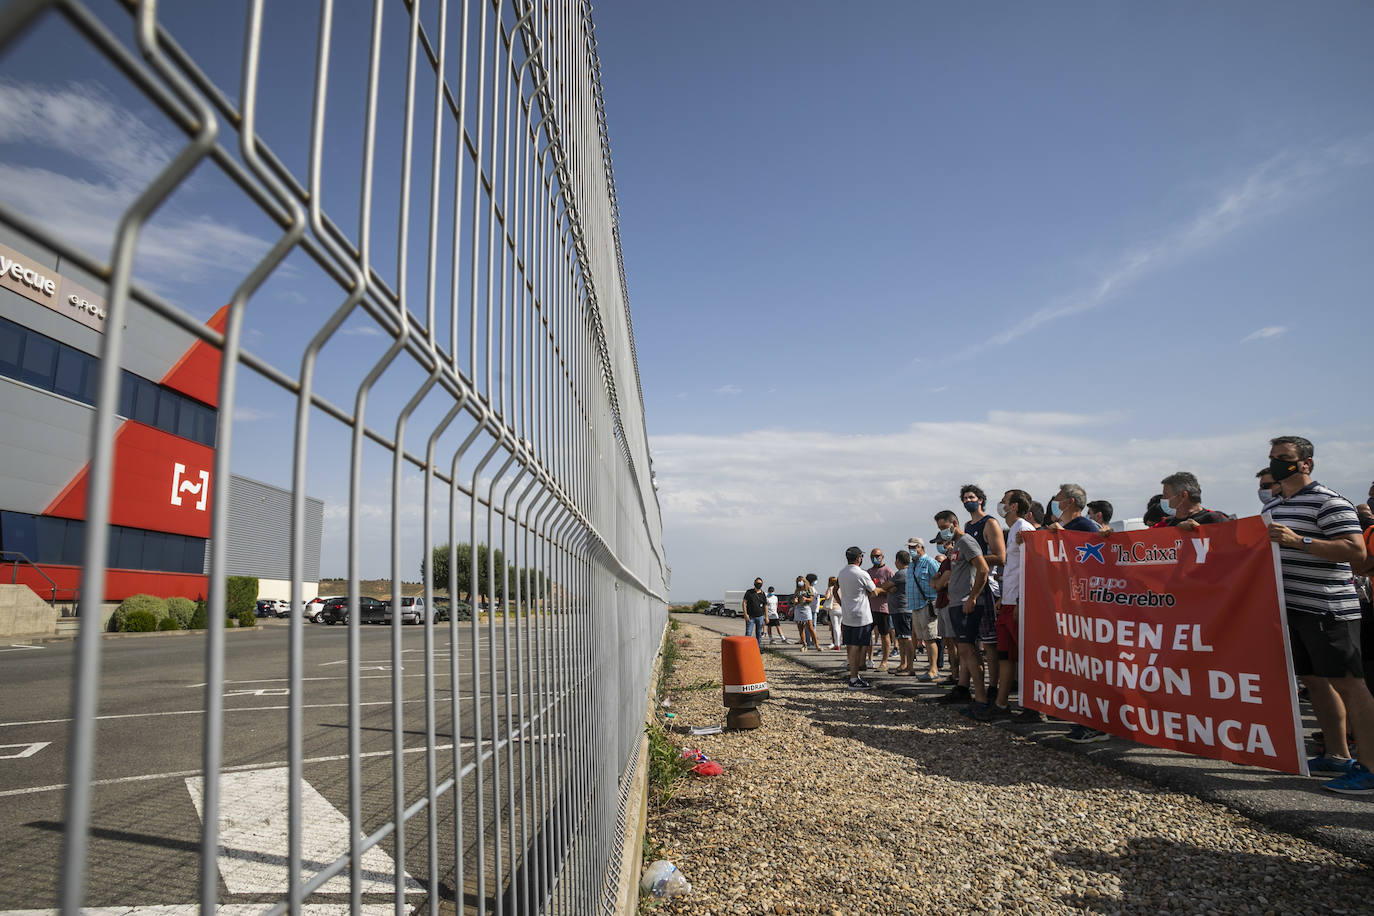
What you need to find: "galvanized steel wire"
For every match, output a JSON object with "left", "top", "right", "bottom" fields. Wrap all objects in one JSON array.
[{"left": 0, "top": 0, "right": 667, "bottom": 913}]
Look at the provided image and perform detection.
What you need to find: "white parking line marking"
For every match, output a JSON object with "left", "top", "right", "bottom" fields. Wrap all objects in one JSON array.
[
  {"left": 224, "top": 688, "right": 290, "bottom": 697},
  {"left": 0, "top": 741, "right": 49, "bottom": 759},
  {"left": 0, "top": 645, "right": 45, "bottom": 653},
  {"left": 187, "top": 767, "right": 421, "bottom": 896}
]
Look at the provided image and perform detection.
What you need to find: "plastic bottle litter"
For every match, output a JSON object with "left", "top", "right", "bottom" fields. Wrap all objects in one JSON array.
[{"left": 641, "top": 860, "right": 691, "bottom": 898}]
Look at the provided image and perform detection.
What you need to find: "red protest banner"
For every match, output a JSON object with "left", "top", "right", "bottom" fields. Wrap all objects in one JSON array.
[{"left": 1019, "top": 517, "right": 1306, "bottom": 775}]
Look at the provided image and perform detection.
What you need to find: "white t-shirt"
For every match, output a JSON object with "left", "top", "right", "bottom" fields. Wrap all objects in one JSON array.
[
  {"left": 766, "top": 595, "right": 779, "bottom": 619},
  {"left": 1002, "top": 517, "right": 1035, "bottom": 606},
  {"left": 836, "top": 564, "right": 876, "bottom": 627}
]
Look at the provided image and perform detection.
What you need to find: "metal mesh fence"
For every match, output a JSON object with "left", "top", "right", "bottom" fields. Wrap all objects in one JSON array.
[{"left": 0, "top": 0, "right": 667, "bottom": 913}]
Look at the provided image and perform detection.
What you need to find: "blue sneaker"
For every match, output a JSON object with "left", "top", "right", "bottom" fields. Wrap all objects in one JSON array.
[
  {"left": 1308, "top": 754, "right": 1357, "bottom": 776},
  {"left": 1323, "top": 762, "right": 1374, "bottom": 795}
]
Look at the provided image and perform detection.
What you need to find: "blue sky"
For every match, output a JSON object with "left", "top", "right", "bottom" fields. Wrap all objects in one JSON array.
[
  {"left": 589, "top": 1, "right": 1374, "bottom": 599},
  {"left": 0, "top": 2, "right": 1370, "bottom": 600}
]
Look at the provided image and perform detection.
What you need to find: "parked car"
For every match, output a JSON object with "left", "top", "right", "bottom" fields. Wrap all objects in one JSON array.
[
  {"left": 320, "top": 596, "right": 386, "bottom": 625},
  {"left": 383, "top": 595, "right": 426, "bottom": 625},
  {"left": 304, "top": 596, "right": 334, "bottom": 622},
  {"left": 254, "top": 599, "right": 274, "bottom": 618},
  {"left": 270, "top": 599, "right": 290, "bottom": 617},
  {"left": 706, "top": 602, "right": 724, "bottom": 616}
]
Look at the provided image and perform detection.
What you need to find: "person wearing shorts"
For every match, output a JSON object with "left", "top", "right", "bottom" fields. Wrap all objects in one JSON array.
[
  {"left": 792, "top": 576, "right": 819, "bottom": 650},
  {"left": 983, "top": 489, "right": 1038, "bottom": 722},
  {"left": 837, "top": 546, "right": 878, "bottom": 689},
  {"left": 866, "top": 550, "right": 894, "bottom": 669},
  {"left": 1265, "top": 435, "right": 1374, "bottom": 795},
  {"left": 931, "top": 553, "right": 957, "bottom": 684},
  {"left": 875, "top": 550, "right": 915, "bottom": 673},
  {"left": 933, "top": 510, "right": 991, "bottom": 712},
  {"left": 906, "top": 537, "right": 942, "bottom": 680}
]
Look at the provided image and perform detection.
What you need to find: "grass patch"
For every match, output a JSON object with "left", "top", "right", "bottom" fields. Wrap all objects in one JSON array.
[
  {"left": 679, "top": 676, "right": 719, "bottom": 691},
  {"left": 644, "top": 720, "right": 693, "bottom": 807}
]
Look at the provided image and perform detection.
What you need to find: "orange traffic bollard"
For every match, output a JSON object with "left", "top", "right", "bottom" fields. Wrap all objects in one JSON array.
[{"left": 721, "top": 635, "right": 768, "bottom": 729}]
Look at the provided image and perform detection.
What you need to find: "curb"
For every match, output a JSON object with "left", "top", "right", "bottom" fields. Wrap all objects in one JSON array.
[{"left": 8, "top": 624, "right": 274, "bottom": 645}]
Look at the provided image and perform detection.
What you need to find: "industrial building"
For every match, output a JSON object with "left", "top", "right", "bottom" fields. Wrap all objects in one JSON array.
[{"left": 0, "top": 232, "right": 322, "bottom": 612}]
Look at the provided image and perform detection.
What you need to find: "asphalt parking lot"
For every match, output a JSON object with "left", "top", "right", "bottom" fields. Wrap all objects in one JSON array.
[{"left": 0, "top": 618, "right": 572, "bottom": 913}]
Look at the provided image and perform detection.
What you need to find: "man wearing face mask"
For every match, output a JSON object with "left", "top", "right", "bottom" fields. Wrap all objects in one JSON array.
[
  {"left": 1157, "top": 471, "right": 1231, "bottom": 532},
  {"left": 1048, "top": 483, "right": 1108, "bottom": 534},
  {"left": 931, "top": 510, "right": 991, "bottom": 713},
  {"left": 1264, "top": 435, "right": 1374, "bottom": 795},
  {"left": 867, "top": 548, "right": 896, "bottom": 670},
  {"left": 1256, "top": 468, "right": 1280, "bottom": 510},
  {"left": 961, "top": 485, "right": 1006, "bottom": 697},
  {"left": 743, "top": 578, "right": 768, "bottom": 648}
]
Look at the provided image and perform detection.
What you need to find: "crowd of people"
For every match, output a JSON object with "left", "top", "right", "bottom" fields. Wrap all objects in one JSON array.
[{"left": 737, "top": 436, "right": 1374, "bottom": 796}]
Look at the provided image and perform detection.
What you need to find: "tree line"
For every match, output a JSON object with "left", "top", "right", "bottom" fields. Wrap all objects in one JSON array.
[{"left": 426, "top": 542, "right": 550, "bottom": 605}]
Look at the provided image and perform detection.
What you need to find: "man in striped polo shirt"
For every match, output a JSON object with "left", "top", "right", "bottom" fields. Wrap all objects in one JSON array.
[{"left": 1264, "top": 435, "right": 1374, "bottom": 794}]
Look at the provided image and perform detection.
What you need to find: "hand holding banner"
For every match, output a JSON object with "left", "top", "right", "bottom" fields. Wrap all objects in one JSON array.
[{"left": 1019, "top": 517, "right": 1306, "bottom": 774}]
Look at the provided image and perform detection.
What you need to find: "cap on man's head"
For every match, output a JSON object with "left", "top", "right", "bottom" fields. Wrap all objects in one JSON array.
[
  {"left": 845, "top": 546, "right": 864, "bottom": 563},
  {"left": 907, "top": 537, "right": 924, "bottom": 550}
]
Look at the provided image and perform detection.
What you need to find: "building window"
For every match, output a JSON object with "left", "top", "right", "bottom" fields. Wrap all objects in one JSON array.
[
  {"left": 0, "top": 511, "right": 205, "bottom": 574},
  {"left": 0, "top": 316, "right": 216, "bottom": 446}
]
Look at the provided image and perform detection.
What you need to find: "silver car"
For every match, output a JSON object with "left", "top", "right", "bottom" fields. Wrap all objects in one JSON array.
[{"left": 384, "top": 595, "right": 427, "bottom": 624}]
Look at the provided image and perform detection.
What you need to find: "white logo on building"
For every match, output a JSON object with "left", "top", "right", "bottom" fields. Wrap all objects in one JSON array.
[{"left": 171, "top": 462, "right": 210, "bottom": 511}]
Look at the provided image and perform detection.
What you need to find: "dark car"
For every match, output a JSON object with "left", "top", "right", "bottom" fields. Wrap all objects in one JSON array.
[
  {"left": 320, "top": 596, "right": 386, "bottom": 625},
  {"left": 433, "top": 600, "right": 472, "bottom": 622},
  {"left": 254, "top": 599, "right": 274, "bottom": 618}
]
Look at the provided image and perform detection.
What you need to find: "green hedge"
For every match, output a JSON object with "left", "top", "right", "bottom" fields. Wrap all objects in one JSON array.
[
  {"left": 190, "top": 597, "right": 208, "bottom": 629},
  {"left": 225, "top": 577, "right": 258, "bottom": 619},
  {"left": 112, "top": 594, "right": 168, "bottom": 632},
  {"left": 166, "top": 597, "right": 196, "bottom": 629},
  {"left": 122, "top": 609, "right": 159, "bottom": 632},
  {"left": 156, "top": 616, "right": 181, "bottom": 631},
  {"left": 236, "top": 608, "right": 257, "bottom": 628}
]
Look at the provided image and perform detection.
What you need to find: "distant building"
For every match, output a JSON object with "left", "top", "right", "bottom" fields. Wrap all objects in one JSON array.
[{"left": 0, "top": 232, "right": 321, "bottom": 603}]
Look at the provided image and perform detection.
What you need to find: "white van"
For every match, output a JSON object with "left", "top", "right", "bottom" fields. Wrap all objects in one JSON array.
[{"left": 721, "top": 589, "right": 749, "bottom": 618}]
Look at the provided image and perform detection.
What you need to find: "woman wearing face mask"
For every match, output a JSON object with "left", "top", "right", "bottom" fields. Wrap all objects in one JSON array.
[{"left": 792, "top": 575, "right": 819, "bottom": 650}]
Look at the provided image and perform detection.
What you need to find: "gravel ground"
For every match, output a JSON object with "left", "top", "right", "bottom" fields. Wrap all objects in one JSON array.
[{"left": 641, "top": 622, "right": 1374, "bottom": 916}]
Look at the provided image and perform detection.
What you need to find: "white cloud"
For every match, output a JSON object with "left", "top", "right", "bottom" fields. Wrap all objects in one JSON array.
[
  {"left": 0, "top": 80, "right": 273, "bottom": 287},
  {"left": 715, "top": 384, "right": 742, "bottom": 396},
  {"left": 341, "top": 325, "right": 385, "bottom": 337},
  {"left": 651, "top": 416, "right": 1374, "bottom": 600},
  {"left": 233, "top": 406, "right": 274, "bottom": 421},
  {"left": 982, "top": 143, "right": 1369, "bottom": 353},
  {"left": 1241, "top": 325, "right": 1287, "bottom": 343}
]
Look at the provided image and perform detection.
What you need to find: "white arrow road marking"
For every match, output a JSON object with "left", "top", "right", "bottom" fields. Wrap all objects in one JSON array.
[
  {"left": 186, "top": 767, "right": 422, "bottom": 896},
  {"left": 0, "top": 906, "right": 407, "bottom": 915},
  {"left": 0, "top": 645, "right": 45, "bottom": 654},
  {"left": 0, "top": 741, "right": 49, "bottom": 759}
]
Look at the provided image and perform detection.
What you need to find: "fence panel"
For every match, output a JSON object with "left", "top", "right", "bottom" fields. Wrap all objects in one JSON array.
[{"left": 0, "top": 1, "right": 666, "bottom": 913}]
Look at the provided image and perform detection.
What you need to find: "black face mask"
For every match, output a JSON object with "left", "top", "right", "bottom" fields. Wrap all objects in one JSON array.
[{"left": 1269, "top": 457, "right": 1304, "bottom": 482}]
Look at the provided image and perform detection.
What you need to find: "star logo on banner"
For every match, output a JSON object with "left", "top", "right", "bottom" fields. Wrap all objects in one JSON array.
[{"left": 1075, "top": 543, "right": 1106, "bottom": 564}]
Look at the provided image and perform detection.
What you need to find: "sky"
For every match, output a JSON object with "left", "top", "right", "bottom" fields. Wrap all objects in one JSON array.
[
  {"left": 0, "top": 2, "right": 1371, "bottom": 601},
  {"left": 588, "top": 1, "right": 1374, "bottom": 600}
]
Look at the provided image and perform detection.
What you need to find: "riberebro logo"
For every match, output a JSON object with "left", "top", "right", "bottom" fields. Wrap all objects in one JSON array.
[{"left": 170, "top": 462, "right": 210, "bottom": 511}]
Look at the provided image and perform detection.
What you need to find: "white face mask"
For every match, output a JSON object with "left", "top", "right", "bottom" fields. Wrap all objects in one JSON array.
[{"left": 1257, "top": 489, "right": 1271, "bottom": 504}]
